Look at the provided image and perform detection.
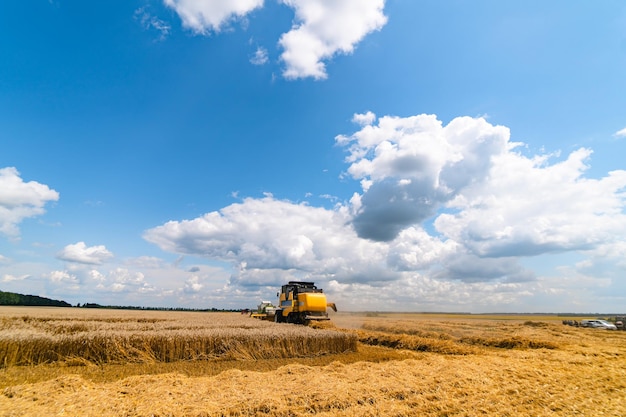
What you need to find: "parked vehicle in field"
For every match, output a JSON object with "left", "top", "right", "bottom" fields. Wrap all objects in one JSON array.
[
  {"left": 594, "top": 320, "right": 617, "bottom": 330},
  {"left": 580, "top": 319, "right": 617, "bottom": 330}
]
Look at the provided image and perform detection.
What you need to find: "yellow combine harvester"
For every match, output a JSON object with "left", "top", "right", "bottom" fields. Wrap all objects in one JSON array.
[
  {"left": 251, "top": 281, "right": 337, "bottom": 325},
  {"left": 274, "top": 281, "right": 337, "bottom": 325}
]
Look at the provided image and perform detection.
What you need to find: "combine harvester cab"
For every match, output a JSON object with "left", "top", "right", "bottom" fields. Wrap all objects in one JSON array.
[{"left": 274, "top": 281, "right": 337, "bottom": 325}]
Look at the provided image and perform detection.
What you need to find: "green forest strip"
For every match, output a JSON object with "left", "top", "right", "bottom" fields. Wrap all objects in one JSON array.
[{"left": 0, "top": 290, "right": 71, "bottom": 307}]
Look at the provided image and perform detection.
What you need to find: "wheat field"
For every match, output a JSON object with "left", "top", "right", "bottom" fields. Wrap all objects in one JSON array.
[
  {"left": 0, "top": 308, "right": 356, "bottom": 366},
  {"left": 1, "top": 307, "right": 625, "bottom": 416}
]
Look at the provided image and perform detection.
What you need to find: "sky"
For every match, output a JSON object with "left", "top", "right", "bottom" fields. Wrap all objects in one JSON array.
[{"left": 1, "top": 0, "right": 626, "bottom": 313}]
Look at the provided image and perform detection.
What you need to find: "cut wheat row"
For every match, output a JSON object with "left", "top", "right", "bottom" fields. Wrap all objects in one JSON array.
[{"left": 0, "top": 314, "right": 357, "bottom": 367}]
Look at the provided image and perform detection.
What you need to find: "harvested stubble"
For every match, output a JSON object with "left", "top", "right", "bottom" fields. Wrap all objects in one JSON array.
[
  {"left": 358, "top": 317, "right": 564, "bottom": 351},
  {"left": 355, "top": 329, "right": 476, "bottom": 355},
  {"left": 3, "top": 349, "right": 626, "bottom": 416},
  {"left": 0, "top": 310, "right": 356, "bottom": 367}
]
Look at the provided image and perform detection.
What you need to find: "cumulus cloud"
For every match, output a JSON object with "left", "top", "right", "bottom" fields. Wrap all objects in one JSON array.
[
  {"left": 184, "top": 275, "right": 203, "bottom": 294},
  {"left": 144, "top": 112, "right": 626, "bottom": 298},
  {"left": 144, "top": 195, "right": 390, "bottom": 286},
  {"left": 163, "top": 0, "right": 387, "bottom": 79},
  {"left": 615, "top": 127, "right": 626, "bottom": 138},
  {"left": 106, "top": 268, "right": 148, "bottom": 292},
  {"left": 0, "top": 167, "right": 59, "bottom": 238},
  {"left": 93, "top": 258, "right": 228, "bottom": 303},
  {"left": 279, "top": 0, "right": 387, "bottom": 79},
  {"left": 352, "top": 111, "right": 376, "bottom": 126},
  {"left": 163, "top": 0, "right": 264, "bottom": 34},
  {"left": 57, "top": 242, "right": 114, "bottom": 265},
  {"left": 46, "top": 270, "right": 80, "bottom": 291},
  {"left": 337, "top": 113, "right": 512, "bottom": 241},
  {"left": 435, "top": 148, "right": 626, "bottom": 258},
  {"left": 78, "top": 267, "right": 153, "bottom": 296}
]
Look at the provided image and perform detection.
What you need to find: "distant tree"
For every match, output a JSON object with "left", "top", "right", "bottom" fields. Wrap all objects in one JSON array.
[{"left": 0, "top": 290, "right": 71, "bottom": 307}]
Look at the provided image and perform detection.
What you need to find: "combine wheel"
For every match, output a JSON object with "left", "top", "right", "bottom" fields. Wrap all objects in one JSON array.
[
  {"left": 286, "top": 313, "right": 306, "bottom": 325},
  {"left": 274, "top": 310, "right": 283, "bottom": 323},
  {"left": 286, "top": 313, "right": 297, "bottom": 324}
]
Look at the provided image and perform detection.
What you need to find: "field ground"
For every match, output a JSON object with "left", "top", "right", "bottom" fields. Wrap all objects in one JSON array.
[{"left": 1, "top": 307, "right": 625, "bottom": 416}]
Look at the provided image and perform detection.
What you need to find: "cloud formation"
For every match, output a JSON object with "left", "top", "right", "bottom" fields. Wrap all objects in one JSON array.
[
  {"left": 1, "top": 274, "right": 29, "bottom": 283},
  {"left": 163, "top": 0, "right": 264, "bottom": 34},
  {"left": 163, "top": 0, "right": 387, "bottom": 79},
  {"left": 435, "top": 148, "right": 626, "bottom": 258},
  {"left": 134, "top": 6, "right": 171, "bottom": 41},
  {"left": 0, "top": 167, "right": 59, "bottom": 238},
  {"left": 94, "top": 268, "right": 149, "bottom": 293},
  {"left": 337, "top": 114, "right": 511, "bottom": 241},
  {"left": 144, "top": 113, "right": 626, "bottom": 295},
  {"left": 144, "top": 195, "right": 390, "bottom": 286},
  {"left": 278, "top": 0, "right": 387, "bottom": 79},
  {"left": 615, "top": 127, "right": 626, "bottom": 138},
  {"left": 57, "top": 242, "right": 114, "bottom": 265},
  {"left": 250, "top": 46, "right": 269, "bottom": 65},
  {"left": 47, "top": 270, "right": 80, "bottom": 291}
]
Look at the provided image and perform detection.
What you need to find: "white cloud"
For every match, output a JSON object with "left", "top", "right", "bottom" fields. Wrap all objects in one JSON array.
[
  {"left": 57, "top": 242, "right": 114, "bottom": 265},
  {"left": 163, "top": 0, "right": 264, "bottom": 34},
  {"left": 108, "top": 267, "right": 146, "bottom": 285},
  {"left": 100, "top": 268, "right": 149, "bottom": 293},
  {"left": 124, "top": 256, "right": 169, "bottom": 269},
  {"left": 134, "top": 7, "right": 171, "bottom": 41},
  {"left": 339, "top": 112, "right": 626, "bottom": 259},
  {"left": 615, "top": 127, "right": 626, "bottom": 138},
  {"left": 352, "top": 111, "right": 376, "bottom": 126},
  {"left": 184, "top": 275, "right": 204, "bottom": 294},
  {"left": 279, "top": 0, "right": 387, "bottom": 79},
  {"left": 69, "top": 267, "right": 153, "bottom": 296},
  {"left": 142, "top": 112, "right": 626, "bottom": 311},
  {"left": 144, "top": 195, "right": 391, "bottom": 286},
  {"left": 1, "top": 274, "right": 30, "bottom": 283},
  {"left": 0, "top": 167, "right": 59, "bottom": 238},
  {"left": 338, "top": 113, "right": 512, "bottom": 241},
  {"left": 47, "top": 270, "right": 80, "bottom": 291},
  {"left": 326, "top": 275, "right": 537, "bottom": 312},
  {"left": 250, "top": 46, "right": 269, "bottom": 65},
  {"left": 436, "top": 148, "right": 626, "bottom": 258},
  {"left": 163, "top": 0, "right": 387, "bottom": 79}
]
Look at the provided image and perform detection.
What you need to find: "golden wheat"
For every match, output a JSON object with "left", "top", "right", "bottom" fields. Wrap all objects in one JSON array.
[
  {"left": 2, "top": 309, "right": 626, "bottom": 416},
  {"left": 0, "top": 309, "right": 356, "bottom": 367}
]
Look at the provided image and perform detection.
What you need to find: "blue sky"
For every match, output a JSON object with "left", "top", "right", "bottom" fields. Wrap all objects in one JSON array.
[{"left": 1, "top": 0, "right": 626, "bottom": 312}]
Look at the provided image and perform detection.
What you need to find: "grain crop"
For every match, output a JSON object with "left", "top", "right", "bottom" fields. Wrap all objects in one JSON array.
[
  {"left": 1, "top": 308, "right": 626, "bottom": 416},
  {"left": 0, "top": 308, "right": 356, "bottom": 367}
]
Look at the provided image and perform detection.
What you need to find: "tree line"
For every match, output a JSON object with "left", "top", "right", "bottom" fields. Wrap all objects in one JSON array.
[
  {"left": 0, "top": 290, "right": 71, "bottom": 307},
  {"left": 0, "top": 290, "right": 238, "bottom": 311}
]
